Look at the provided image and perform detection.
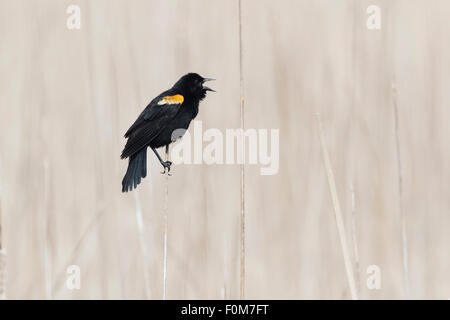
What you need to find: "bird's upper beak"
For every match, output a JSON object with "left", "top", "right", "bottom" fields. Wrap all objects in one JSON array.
[{"left": 202, "top": 78, "right": 216, "bottom": 92}]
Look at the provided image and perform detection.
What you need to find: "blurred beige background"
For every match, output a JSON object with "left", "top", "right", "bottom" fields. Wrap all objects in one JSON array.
[{"left": 0, "top": 0, "right": 449, "bottom": 299}]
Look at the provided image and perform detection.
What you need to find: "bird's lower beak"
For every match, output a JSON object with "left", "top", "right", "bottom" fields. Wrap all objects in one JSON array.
[
  {"left": 203, "top": 86, "right": 216, "bottom": 92},
  {"left": 202, "top": 78, "right": 216, "bottom": 92}
]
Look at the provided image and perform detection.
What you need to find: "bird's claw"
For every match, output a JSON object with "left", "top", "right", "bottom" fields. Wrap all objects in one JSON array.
[{"left": 160, "top": 161, "right": 172, "bottom": 175}]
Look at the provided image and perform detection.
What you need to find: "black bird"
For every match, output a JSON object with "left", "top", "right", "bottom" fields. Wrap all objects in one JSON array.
[{"left": 121, "top": 73, "right": 215, "bottom": 192}]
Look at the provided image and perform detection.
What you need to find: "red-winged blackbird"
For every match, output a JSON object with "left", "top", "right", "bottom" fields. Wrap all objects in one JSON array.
[{"left": 121, "top": 73, "right": 215, "bottom": 192}]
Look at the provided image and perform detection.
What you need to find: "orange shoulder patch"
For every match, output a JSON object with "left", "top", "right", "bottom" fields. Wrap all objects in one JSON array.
[{"left": 157, "top": 94, "right": 184, "bottom": 105}]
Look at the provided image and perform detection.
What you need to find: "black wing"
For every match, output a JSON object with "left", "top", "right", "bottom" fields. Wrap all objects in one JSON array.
[{"left": 121, "top": 93, "right": 183, "bottom": 159}]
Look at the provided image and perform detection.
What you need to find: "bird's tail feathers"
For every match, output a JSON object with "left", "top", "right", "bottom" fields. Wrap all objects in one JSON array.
[{"left": 122, "top": 148, "right": 147, "bottom": 192}]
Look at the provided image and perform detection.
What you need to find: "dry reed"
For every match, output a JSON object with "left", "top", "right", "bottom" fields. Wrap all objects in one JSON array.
[
  {"left": 238, "top": 0, "right": 246, "bottom": 300},
  {"left": 350, "top": 181, "right": 361, "bottom": 296},
  {"left": 391, "top": 76, "right": 410, "bottom": 299},
  {"left": 162, "top": 146, "right": 170, "bottom": 300},
  {"left": 316, "top": 114, "right": 358, "bottom": 300}
]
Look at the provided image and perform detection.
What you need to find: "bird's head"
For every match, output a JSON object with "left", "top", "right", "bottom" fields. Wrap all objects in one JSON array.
[{"left": 173, "top": 73, "right": 215, "bottom": 101}]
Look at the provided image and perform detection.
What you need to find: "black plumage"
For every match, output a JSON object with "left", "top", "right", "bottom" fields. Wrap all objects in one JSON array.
[{"left": 121, "top": 73, "right": 214, "bottom": 192}]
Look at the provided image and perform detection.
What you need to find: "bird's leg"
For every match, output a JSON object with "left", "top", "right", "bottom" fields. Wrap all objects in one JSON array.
[
  {"left": 164, "top": 144, "right": 172, "bottom": 176},
  {"left": 152, "top": 147, "right": 172, "bottom": 175}
]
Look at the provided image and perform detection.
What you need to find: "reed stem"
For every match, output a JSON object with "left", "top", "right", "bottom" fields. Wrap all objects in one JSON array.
[{"left": 316, "top": 114, "right": 358, "bottom": 300}]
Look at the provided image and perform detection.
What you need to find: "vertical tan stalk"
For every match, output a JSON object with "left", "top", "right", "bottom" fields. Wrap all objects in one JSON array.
[
  {"left": 238, "top": 0, "right": 246, "bottom": 300},
  {"left": 162, "top": 146, "right": 170, "bottom": 300},
  {"left": 350, "top": 181, "right": 361, "bottom": 296},
  {"left": 392, "top": 77, "right": 410, "bottom": 299},
  {"left": 316, "top": 114, "right": 358, "bottom": 300}
]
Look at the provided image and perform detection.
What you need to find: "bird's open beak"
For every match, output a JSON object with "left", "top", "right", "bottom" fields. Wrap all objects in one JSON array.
[{"left": 202, "top": 78, "right": 216, "bottom": 92}]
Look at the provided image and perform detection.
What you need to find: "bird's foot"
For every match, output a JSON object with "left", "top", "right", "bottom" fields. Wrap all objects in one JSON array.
[{"left": 160, "top": 161, "right": 172, "bottom": 176}]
